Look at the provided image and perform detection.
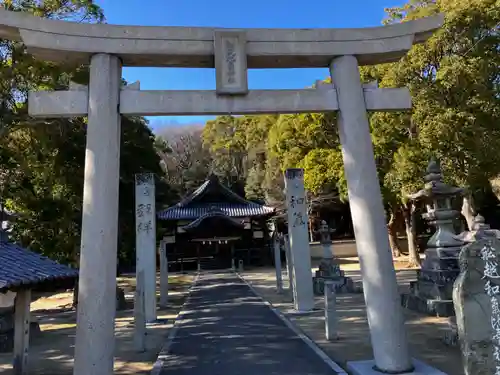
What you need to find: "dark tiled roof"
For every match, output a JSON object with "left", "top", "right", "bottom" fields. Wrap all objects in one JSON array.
[
  {"left": 158, "top": 203, "right": 274, "bottom": 220},
  {"left": 157, "top": 175, "right": 275, "bottom": 220},
  {"left": 177, "top": 175, "right": 250, "bottom": 207},
  {"left": 180, "top": 208, "right": 245, "bottom": 231},
  {"left": 0, "top": 241, "right": 78, "bottom": 292}
]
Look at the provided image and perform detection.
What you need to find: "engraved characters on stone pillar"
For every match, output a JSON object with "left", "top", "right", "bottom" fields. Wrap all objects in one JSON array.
[
  {"left": 453, "top": 234, "right": 500, "bottom": 375},
  {"left": 134, "top": 172, "right": 157, "bottom": 323},
  {"left": 136, "top": 174, "right": 154, "bottom": 236}
]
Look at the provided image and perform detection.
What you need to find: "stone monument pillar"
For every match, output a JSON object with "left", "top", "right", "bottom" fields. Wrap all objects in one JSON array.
[
  {"left": 284, "top": 168, "right": 314, "bottom": 312},
  {"left": 74, "top": 53, "right": 122, "bottom": 375},
  {"left": 284, "top": 234, "right": 295, "bottom": 300},
  {"left": 331, "top": 55, "right": 412, "bottom": 374},
  {"left": 135, "top": 173, "right": 157, "bottom": 322},
  {"left": 312, "top": 220, "right": 358, "bottom": 295},
  {"left": 134, "top": 270, "right": 146, "bottom": 352},
  {"left": 159, "top": 239, "right": 168, "bottom": 307},
  {"left": 273, "top": 234, "right": 284, "bottom": 293},
  {"left": 231, "top": 243, "right": 236, "bottom": 271},
  {"left": 453, "top": 216, "right": 500, "bottom": 375},
  {"left": 324, "top": 280, "right": 338, "bottom": 341},
  {"left": 401, "top": 159, "right": 465, "bottom": 317}
]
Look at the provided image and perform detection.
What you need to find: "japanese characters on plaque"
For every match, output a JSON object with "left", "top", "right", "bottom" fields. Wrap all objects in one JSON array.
[
  {"left": 135, "top": 173, "right": 155, "bottom": 236},
  {"left": 225, "top": 39, "right": 236, "bottom": 84},
  {"left": 481, "top": 243, "right": 500, "bottom": 375},
  {"left": 214, "top": 30, "right": 248, "bottom": 94}
]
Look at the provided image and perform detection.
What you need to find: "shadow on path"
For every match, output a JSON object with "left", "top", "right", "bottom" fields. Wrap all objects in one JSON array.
[{"left": 160, "top": 272, "right": 338, "bottom": 375}]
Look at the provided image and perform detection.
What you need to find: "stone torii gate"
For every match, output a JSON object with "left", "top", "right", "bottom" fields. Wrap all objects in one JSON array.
[{"left": 0, "top": 9, "right": 443, "bottom": 375}]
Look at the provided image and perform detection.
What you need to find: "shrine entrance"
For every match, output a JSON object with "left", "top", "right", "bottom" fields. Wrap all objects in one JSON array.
[
  {"left": 192, "top": 238, "right": 238, "bottom": 270},
  {"left": 0, "top": 8, "right": 444, "bottom": 375},
  {"left": 158, "top": 175, "right": 275, "bottom": 272}
]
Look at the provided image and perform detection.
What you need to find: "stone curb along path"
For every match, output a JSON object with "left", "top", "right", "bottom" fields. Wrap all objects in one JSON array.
[
  {"left": 150, "top": 272, "right": 201, "bottom": 375},
  {"left": 235, "top": 271, "right": 348, "bottom": 375}
]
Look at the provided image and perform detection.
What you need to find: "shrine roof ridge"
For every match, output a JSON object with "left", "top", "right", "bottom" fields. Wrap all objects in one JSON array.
[
  {"left": 0, "top": 9, "right": 443, "bottom": 67},
  {"left": 180, "top": 208, "right": 245, "bottom": 231},
  {"left": 175, "top": 175, "right": 268, "bottom": 208},
  {"left": 157, "top": 175, "right": 275, "bottom": 220},
  {"left": 157, "top": 203, "right": 274, "bottom": 220}
]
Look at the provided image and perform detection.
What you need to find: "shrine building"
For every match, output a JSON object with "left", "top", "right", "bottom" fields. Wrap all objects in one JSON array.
[{"left": 157, "top": 175, "right": 276, "bottom": 271}]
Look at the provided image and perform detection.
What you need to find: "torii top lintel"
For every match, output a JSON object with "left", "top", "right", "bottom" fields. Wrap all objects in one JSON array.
[{"left": 0, "top": 9, "right": 443, "bottom": 68}]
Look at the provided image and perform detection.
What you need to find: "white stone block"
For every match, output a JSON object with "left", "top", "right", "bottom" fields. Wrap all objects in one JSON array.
[
  {"left": 0, "top": 9, "right": 443, "bottom": 67},
  {"left": 118, "top": 87, "right": 410, "bottom": 116},
  {"left": 347, "top": 359, "right": 448, "bottom": 375}
]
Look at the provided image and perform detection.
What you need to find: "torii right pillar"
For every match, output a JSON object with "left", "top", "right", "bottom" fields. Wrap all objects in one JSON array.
[{"left": 331, "top": 56, "right": 443, "bottom": 375}]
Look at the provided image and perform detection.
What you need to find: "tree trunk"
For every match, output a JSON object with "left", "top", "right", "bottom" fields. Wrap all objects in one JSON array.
[
  {"left": 72, "top": 247, "right": 80, "bottom": 308},
  {"left": 403, "top": 202, "right": 421, "bottom": 267},
  {"left": 387, "top": 209, "right": 403, "bottom": 258},
  {"left": 73, "top": 281, "right": 79, "bottom": 308},
  {"left": 461, "top": 192, "right": 476, "bottom": 231},
  {"left": 309, "top": 216, "right": 314, "bottom": 242}
]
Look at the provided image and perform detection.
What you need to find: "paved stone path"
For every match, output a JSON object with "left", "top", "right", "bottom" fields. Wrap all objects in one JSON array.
[{"left": 160, "top": 272, "right": 338, "bottom": 375}]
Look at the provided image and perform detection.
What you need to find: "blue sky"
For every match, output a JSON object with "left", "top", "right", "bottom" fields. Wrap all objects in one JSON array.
[{"left": 94, "top": 0, "right": 403, "bottom": 132}]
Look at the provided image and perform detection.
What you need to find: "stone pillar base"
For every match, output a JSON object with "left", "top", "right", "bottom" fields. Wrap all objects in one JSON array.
[
  {"left": 347, "top": 359, "right": 447, "bottom": 375},
  {"left": 313, "top": 276, "right": 361, "bottom": 295},
  {"left": 400, "top": 265, "right": 458, "bottom": 317},
  {"left": 312, "top": 258, "right": 361, "bottom": 295},
  {"left": 400, "top": 293, "right": 455, "bottom": 317},
  {"left": 441, "top": 317, "right": 458, "bottom": 347}
]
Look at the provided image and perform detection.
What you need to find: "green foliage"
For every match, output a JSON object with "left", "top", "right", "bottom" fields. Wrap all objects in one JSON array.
[
  {"left": 0, "top": 0, "right": 174, "bottom": 269},
  {"left": 267, "top": 112, "right": 340, "bottom": 196},
  {"left": 380, "top": 0, "right": 500, "bottom": 202},
  {"left": 4, "top": 115, "right": 171, "bottom": 268},
  {"left": 262, "top": 155, "right": 285, "bottom": 204},
  {"left": 5, "top": 120, "right": 87, "bottom": 264},
  {"left": 199, "top": 0, "right": 500, "bottom": 227},
  {"left": 202, "top": 115, "right": 246, "bottom": 189},
  {"left": 298, "top": 148, "right": 345, "bottom": 196},
  {"left": 245, "top": 164, "right": 266, "bottom": 201}
]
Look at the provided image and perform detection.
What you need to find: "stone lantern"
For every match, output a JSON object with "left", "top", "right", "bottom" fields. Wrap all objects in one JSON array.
[
  {"left": 401, "top": 158, "right": 465, "bottom": 316},
  {"left": 312, "top": 220, "right": 358, "bottom": 295},
  {"left": 319, "top": 221, "right": 332, "bottom": 251}
]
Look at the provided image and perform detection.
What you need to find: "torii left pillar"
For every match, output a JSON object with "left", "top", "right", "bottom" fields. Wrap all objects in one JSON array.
[
  {"left": 29, "top": 53, "right": 123, "bottom": 375},
  {"left": 74, "top": 54, "right": 121, "bottom": 375}
]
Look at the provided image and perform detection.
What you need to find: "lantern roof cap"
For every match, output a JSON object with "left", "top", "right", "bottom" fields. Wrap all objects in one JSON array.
[{"left": 407, "top": 158, "right": 465, "bottom": 201}]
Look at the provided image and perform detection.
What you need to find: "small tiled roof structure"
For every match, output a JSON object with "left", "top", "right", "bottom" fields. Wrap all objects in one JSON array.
[
  {"left": 158, "top": 175, "right": 275, "bottom": 220},
  {"left": 0, "top": 240, "right": 78, "bottom": 292}
]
